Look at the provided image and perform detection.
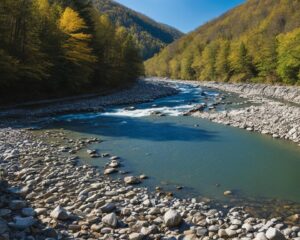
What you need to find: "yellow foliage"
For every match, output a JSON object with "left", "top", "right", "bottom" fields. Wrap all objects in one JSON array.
[{"left": 59, "top": 7, "right": 86, "bottom": 34}]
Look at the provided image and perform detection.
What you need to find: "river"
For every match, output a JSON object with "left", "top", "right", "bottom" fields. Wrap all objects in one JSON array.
[{"left": 45, "top": 83, "right": 300, "bottom": 212}]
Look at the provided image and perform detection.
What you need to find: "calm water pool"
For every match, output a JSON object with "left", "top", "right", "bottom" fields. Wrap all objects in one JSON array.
[{"left": 47, "top": 83, "right": 300, "bottom": 205}]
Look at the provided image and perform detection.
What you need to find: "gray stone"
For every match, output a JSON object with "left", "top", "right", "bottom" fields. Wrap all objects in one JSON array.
[
  {"left": 129, "top": 232, "right": 144, "bottom": 240},
  {"left": 124, "top": 176, "right": 141, "bottom": 185},
  {"left": 164, "top": 209, "right": 182, "bottom": 227},
  {"left": 266, "top": 228, "right": 286, "bottom": 240},
  {"left": 102, "top": 212, "right": 118, "bottom": 228},
  {"left": 50, "top": 206, "right": 69, "bottom": 220}
]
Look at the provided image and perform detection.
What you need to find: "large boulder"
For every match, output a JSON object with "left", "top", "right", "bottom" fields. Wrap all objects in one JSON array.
[
  {"left": 102, "top": 212, "right": 118, "bottom": 228},
  {"left": 266, "top": 228, "right": 286, "bottom": 240},
  {"left": 50, "top": 206, "right": 69, "bottom": 220},
  {"left": 164, "top": 209, "right": 182, "bottom": 227}
]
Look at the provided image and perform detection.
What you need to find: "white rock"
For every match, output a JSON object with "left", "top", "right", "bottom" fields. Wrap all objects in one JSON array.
[
  {"left": 102, "top": 213, "right": 118, "bottom": 228},
  {"left": 129, "top": 232, "right": 144, "bottom": 240},
  {"left": 124, "top": 176, "right": 141, "bottom": 185},
  {"left": 164, "top": 209, "right": 182, "bottom": 227},
  {"left": 266, "top": 228, "right": 286, "bottom": 240},
  {"left": 104, "top": 168, "right": 117, "bottom": 175},
  {"left": 50, "top": 206, "right": 69, "bottom": 220}
]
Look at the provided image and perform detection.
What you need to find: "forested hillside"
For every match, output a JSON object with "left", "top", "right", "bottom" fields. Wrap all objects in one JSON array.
[
  {"left": 0, "top": 0, "right": 143, "bottom": 103},
  {"left": 92, "top": 0, "right": 183, "bottom": 59},
  {"left": 145, "top": 0, "right": 300, "bottom": 85}
]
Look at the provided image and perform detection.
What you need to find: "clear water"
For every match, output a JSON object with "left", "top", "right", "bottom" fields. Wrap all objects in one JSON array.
[{"left": 48, "top": 83, "right": 300, "bottom": 204}]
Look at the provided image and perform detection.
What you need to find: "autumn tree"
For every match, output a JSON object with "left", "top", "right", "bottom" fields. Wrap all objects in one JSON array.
[
  {"left": 277, "top": 28, "right": 300, "bottom": 84},
  {"left": 215, "top": 40, "right": 231, "bottom": 81},
  {"left": 58, "top": 7, "right": 96, "bottom": 91}
]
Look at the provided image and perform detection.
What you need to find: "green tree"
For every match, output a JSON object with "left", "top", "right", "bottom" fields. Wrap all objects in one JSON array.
[
  {"left": 200, "top": 41, "right": 219, "bottom": 81},
  {"left": 215, "top": 40, "right": 231, "bottom": 81},
  {"left": 229, "top": 42, "right": 256, "bottom": 81},
  {"left": 277, "top": 28, "right": 300, "bottom": 84}
]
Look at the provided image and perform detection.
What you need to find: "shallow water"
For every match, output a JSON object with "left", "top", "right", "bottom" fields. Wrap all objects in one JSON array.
[{"left": 48, "top": 83, "right": 300, "bottom": 204}]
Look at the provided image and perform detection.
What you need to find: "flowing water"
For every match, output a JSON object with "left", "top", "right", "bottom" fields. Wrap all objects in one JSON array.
[{"left": 46, "top": 83, "right": 300, "bottom": 210}]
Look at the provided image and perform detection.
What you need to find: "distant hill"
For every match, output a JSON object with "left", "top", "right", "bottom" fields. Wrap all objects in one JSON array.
[
  {"left": 92, "top": 0, "right": 183, "bottom": 59},
  {"left": 145, "top": 0, "right": 300, "bottom": 85}
]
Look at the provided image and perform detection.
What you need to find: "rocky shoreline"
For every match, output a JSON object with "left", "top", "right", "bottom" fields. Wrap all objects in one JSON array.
[
  {"left": 0, "top": 79, "right": 178, "bottom": 120},
  {"left": 0, "top": 78, "right": 300, "bottom": 239},
  {"left": 0, "top": 128, "right": 300, "bottom": 240},
  {"left": 151, "top": 78, "right": 300, "bottom": 147}
]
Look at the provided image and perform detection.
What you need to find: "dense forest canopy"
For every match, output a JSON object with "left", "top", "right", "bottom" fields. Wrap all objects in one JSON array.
[
  {"left": 92, "top": 0, "right": 183, "bottom": 60},
  {"left": 0, "top": 0, "right": 144, "bottom": 103},
  {"left": 145, "top": 0, "right": 300, "bottom": 85}
]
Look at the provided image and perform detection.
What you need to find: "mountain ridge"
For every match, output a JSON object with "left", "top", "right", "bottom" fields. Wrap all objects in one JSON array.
[
  {"left": 145, "top": 0, "right": 300, "bottom": 85},
  {"left": 92, "top": 0, "right": 183, "bottom": 59}
]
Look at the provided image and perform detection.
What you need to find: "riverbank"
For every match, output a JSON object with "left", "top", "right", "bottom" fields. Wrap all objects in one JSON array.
[
  {"left": 150, "top": 78, "right": 300, "bottom": 147},
  {"left": 0, "top": 79, "right": 178, "bottom": 120},
  {"left": 1, "top": 78, "right": 300, "bottom": 239},
  {"left": 1, "top": 127, "right": 300, "bottom": 239}
]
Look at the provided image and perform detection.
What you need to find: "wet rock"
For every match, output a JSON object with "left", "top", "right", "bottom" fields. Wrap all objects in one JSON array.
[
  {"left": 124, "top": 176, "right": 141, "bottom": 185},
  {"left": 224, "top": 190, "right": 233, "bottom": 196},
  {"left": 104, "top": 168, "right": 117, "bottom": 175}
]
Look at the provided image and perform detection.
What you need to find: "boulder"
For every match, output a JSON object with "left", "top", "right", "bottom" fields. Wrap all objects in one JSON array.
[
  {"left": 129, "top": 232, "right": 144, "bottom": 240},
  {"left": 104, "top": 168, "right": 117, "bottom": 175},
  {"left": 124, "top": 176, "right": 141, "bottom": 185},
  {"left": 50, "top": 206, "right": 69, "bottom": 220},
  {"left": 266, "top": 228, "right": 286, "bottom": 240},
  {"left": 164, "top": 209, "right": 182, "bottom": 227},
  {"left": 102, "top": 212, "right": 118, "bottom": 228}
]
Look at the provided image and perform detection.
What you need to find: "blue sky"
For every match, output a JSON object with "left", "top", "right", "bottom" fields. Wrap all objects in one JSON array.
[{"left": 115, "top": 0, "right": 245, "bottom": 33}]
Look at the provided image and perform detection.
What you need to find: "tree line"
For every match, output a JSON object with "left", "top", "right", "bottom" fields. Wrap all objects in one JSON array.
[
  {"left": 0, "top": 0, "right": 144, "bottom": 103},
  {"left": 145, "top": 0, "right": 300, "bottom": 85}
]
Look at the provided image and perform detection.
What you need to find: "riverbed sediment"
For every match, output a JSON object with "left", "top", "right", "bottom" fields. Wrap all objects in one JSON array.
[{"left": 1, "top": 79, "right": 300, "bottom": 239}]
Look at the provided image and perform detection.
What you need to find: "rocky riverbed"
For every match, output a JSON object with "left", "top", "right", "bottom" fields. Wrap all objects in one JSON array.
[
  {"left": 1, "top": 78, "right": 300, "bottom": 239},
  {"left": 0, "top": 127, "right": 300, "bottom": 240},
  {"left": 151, "top": 78, "right": 300, "bottom": 147}
]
